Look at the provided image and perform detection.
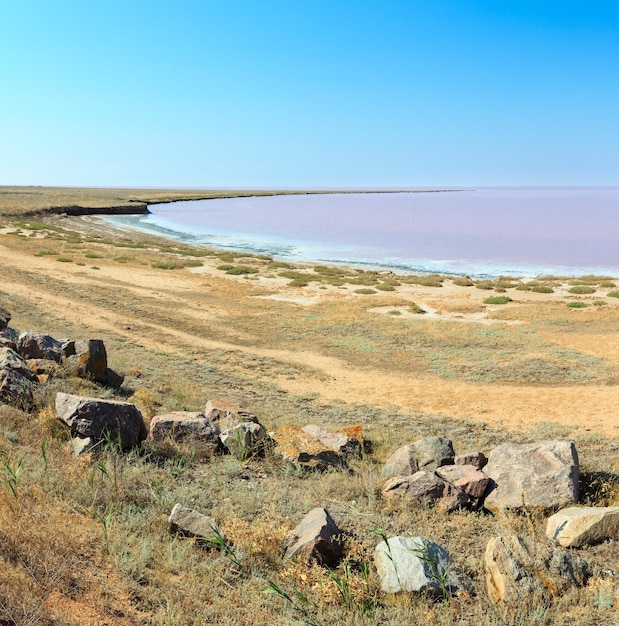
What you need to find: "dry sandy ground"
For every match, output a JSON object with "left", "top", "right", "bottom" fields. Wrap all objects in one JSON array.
[{"left": 1, "top": 215, "right": 618, "bottom": 437}]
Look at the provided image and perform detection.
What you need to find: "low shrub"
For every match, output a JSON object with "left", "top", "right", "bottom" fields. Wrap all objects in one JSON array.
[
  {"left": 225, "top": 265, "right": 259, "bottom": 275},
  {"left": 566, "top": 301, "right": 588, "bottom": 308},
  {"left": 531, "top": 285, "right": 554, "bottom": 294},
  {"left": 354, "top": 288, "right": 377, "bottom": 295},
  {"left": 608, "top": 291, "right": 619, "bottom": 299},
  {"left": 568, "top": 286, "right": 596, "bottom": 295},
  {"left": 452, "top": 277, "right": 474, "bottom": 287},
  {"left": 56, "top": 257, "right": 72, "bottom": 263},
  {"left": 484, "top": 296, "right": 512, "bottom": 305}
]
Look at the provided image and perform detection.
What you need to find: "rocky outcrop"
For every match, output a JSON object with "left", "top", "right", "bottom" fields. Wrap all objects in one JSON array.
[
  {"left": 150, "top": 411, "right": 221, "bottom": 453},
  {"left": 546, "top": 506, "right": 619, "bottom": 548},
  {"left": 374, "top": 536, "right": 472, "bottom": 597},
  {"left": 282, "top": 508, "right": 344, "bottom": 566},
  {"left": 483, "top": 440, "right": 580, "bottom": 512},
  {"left": 168, "top": 504, "right": 224, "bottom": 543},
  {"left": 55, "top": 392, "right": 147, "bottom": 450},
  {"left": 485, "top": 535, "right": 588, "bottom": 606}
]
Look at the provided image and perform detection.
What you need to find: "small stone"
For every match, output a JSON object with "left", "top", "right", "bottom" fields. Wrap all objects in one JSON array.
[
  {"left": 271, "top": 426, "right": 347, "bottom": 469},
  {"left": 301, "top": 424, "right": 362, "bottom": 459},
  {"left": 169, "top": 503, "right": 224, "bottom": 544},
  {"left": 220, "top": 421, "right": 268, "bottom": 459},
  {"left": 381, "top": 444, "right": 419, "bottom": 480},
  {"left": 282, "top": 508, "right": 344, "bottom": 566},
  {"left": 454, "top": 451, "right": 488, "bottom": 470},
  {"left": 436, "top": 464, "right": 491, "bottom": 499}
]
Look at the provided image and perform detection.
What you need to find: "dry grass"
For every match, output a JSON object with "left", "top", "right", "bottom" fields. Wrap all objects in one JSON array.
[{"left": 1, "top": 188, "right": 619, "bottom": 623}]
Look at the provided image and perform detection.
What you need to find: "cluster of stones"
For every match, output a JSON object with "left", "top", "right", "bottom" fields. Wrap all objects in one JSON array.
[
  {"left": 3, "top": 307, "right": 619, "bottom": 607},
  {"left": 0, "top": 307, "right": 123, "bottom": 412}
]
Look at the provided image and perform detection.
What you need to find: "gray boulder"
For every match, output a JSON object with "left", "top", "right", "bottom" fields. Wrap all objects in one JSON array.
[
  {"left": 381, "top": 444, "right": 419, "bottom": 480},
  {"left": 282, "top": 507, "right": 344, "bottom": 566},
  {"left": 150, "top": 411, "right": 220, "bottom": 443},
  {"left": 374, "top": 536, "right": 472, "bottom": 597},
  {"left": 0, "top": 347, "right": 38, "bottom": 382},
  {"left": 220, "top": 421, "right": 268, "bottom": 460},
  {"left": 55, "top": 392, "right": 147, "bottom": 450},
  {"left": 485, "top": 535, "right": 588, "bottom": 606},
  {"left": 484, "top": 440, "right": 580, "bottom": 512},
  {"left": 169, "top": 503, "right": 224, "bottom": 543},
  {"left": 547, "top": 506, "right": 619, "bottom": 548},
  {"left": 411, "top": 436, "right": 455, "bottom": 471}
]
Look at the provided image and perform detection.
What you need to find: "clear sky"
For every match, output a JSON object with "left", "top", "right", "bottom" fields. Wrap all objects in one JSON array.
[{"left": 2, "top": 1, "right": 618, "bottom": 188}]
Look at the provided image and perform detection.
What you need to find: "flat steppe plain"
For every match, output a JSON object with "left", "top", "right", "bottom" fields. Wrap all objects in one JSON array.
[{"left": 1, "top": 188, "right": 619, "bottom": 625}]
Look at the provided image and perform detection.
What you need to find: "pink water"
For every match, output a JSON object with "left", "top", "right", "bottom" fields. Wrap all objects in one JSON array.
[{"left": 108, "top": 188, "right": 619, "bottom": 277}]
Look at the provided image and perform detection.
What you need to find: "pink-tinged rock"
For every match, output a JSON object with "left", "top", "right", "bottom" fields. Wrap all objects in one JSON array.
[
  {"left": 169, "top": 503, "right": 224, "bottom": 544},
  {"left": 381, "top": 444, "right": 419, "bottom": 480},
  {"left": 55, "top": 392, "right": 147, "bottom": 450},
  {"left": 454, "top": 451, "right": 488, "bottom": 470},
  {"left": 204, "top": 397, "right": 259, "bottom": 430},
  {"left": 382, "top": 470, "right": 469, "bottom": 511},
  {"left": 301, "top": 424, "right": 362, "bottom": 459},
  {"left": 271, "top": 426, "right": 346, "bottom": 469},
  {"left": 484, "top": 440, "right": 580, "bottom": 512},
  {"left": 282, "top": 507, "right": 344, "bottom": 566},
  {"left": 436, "top": 464, "right": 491, "bottom": 499}
]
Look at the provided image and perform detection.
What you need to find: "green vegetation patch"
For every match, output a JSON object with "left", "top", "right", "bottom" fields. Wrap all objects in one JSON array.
[
  {"left": 607, "top": 291, "right": 619, "bottom": 299},
  {"left": 34, "top": 250, "right": 59, "bottom": 257},
  {"left": 483, "top": 296, "right": 512, "bottom": 305},
  {"left": 353, "top": 288, "right": 377, "bottom": 295},
  {"left": 568, "top": 286, "right": 596, "bottom": 295},
  {"left": 566, "top": 301, "right": 589, "bottom": 308},
  {"left": 531, "top": 285, "right": 554, "bottom": 293},
  {"left": 56, "top": 257, "right": 73, "bottom": 263},
  {"left": 222, "top": 265, "right": 259, "bottom": 275}
]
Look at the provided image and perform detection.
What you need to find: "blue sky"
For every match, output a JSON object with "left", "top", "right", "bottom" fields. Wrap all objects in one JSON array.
[{"left": 1, "top": 1, "right": 618, "bottom": 187}]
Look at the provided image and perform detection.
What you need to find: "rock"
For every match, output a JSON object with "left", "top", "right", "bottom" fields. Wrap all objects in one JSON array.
[
  {"left": 411, "top": 436, "right": 455, "bottom": 471},
  {"left": 436, "top": 464, "right": 491, "bottom": 499},
  {"left": 374, "top": 536, "right": 472, "bottom": 597},
  {"left": 104, "top": 367, "right": 124, "bottom": 389},
  {"left": 382, "top": 470, "right": 469, "bottom": 511},
  {"left": 73, "top": 339, "right": 107, "bottom": 383},
  {"left": 0, "top": 307, "right": 10, "bottom": 331},
  {"left": 17, "top": 331, "right": 66, "bottom": 362},
  {"left": 0, "top": 348, "right": 38, "bottom": 381},
  {"left": 169, "top": 503, "right": 224, "bottom": 543},
  {"left": 381, "top": 444, "right": 419, "bottom": 480},
  {"left": 455, "top": 451, "right": 488, "bottom": 470},
  {"left": 301, "top": 424, "right": 362, "bottom": 459},
  {"left": 220, "top": 421, "right": 268, "bottom": 460},
  {"left": 55, "top": 392, "right": 147, "bottom": 450},
  {"left": 485, "top": 535, "right": 588, "bottom": 606},
  {"left": 72, "top": 436, "right": 97, "bottom": 456},
  {"left": 271, "top": 426, "right": 347, "bottom": 469},
  {"left": 0, "top": 368, "right": 36, "bottom": 410},
  {"left": 27, "top": 358, "right": 62, "bottom": 377},
  {"left": 150, "top": 411, "right": 221, "bottom": 451},
  {"left": 282, "top": 507, "right": 344, "bottom": 566},
  {"left": 546, "top": 506, "right": 619, "bottom": 548},
  {"left": 204, "top": 397, "right": 259, "bottom": 431},
  {"left": 0, "top": 336, "right": 17, "bottom": 352},
  {"left": 484, "top": 440, "right": 580, "bottom": 512}
]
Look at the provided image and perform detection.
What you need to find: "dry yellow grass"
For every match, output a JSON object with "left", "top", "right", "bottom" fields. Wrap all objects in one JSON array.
[{"left": 1, "top": 188, "right": 619, "bottom": 624}]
